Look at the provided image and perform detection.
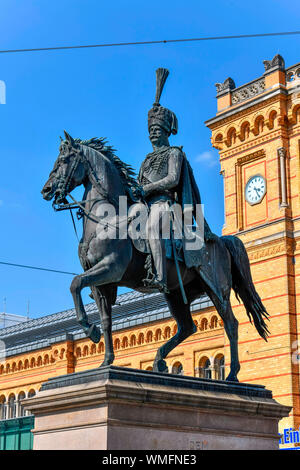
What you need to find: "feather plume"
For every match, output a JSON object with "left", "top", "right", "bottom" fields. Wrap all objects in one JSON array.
[{"left": 155, "top": 68, "right": 169, "bottom": 105}]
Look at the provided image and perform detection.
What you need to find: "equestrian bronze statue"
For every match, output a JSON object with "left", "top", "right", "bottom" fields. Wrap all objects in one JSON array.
[{"left": 41, "top": 68, "right": 269, "bottom": 382}]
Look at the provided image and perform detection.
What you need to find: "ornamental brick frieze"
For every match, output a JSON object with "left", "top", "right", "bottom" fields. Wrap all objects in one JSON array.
[
  {"left": 236, "top": 149, "right": 265, "bottom": 165},
  {"left": 211, "top": 103, "right": 287, "bottom": 152},
  {"left": 219, "top": 130, "right": 283, "bottom": 159},
  {"left": 220, "top": 136, "right": 272, "bottom": 160},
  {"left": 247, "top": 239, "right": 294, "bottom": 262},
  {"left": 210, "top": 94, "right": 281, "bottom": 130},
  {"left": 0, "top": 312, "right": 224, "bottom": 377},
  {"left": 0, "top": 347, "right": 67, "bottom": 376}
]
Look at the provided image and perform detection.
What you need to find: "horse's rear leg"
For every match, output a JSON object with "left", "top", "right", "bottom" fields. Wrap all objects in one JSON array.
[
  {"left": 153, "top": 289, "right": 196, "bottom": 373},
  {"left": 224, "top": 303, "right": 240, "bottom": 381},
  {"left": 92, "top": 285, "right": 115, "bottom": 367},
  {"left": 207, "top": 290, "right": 240, "bottom": 381}
]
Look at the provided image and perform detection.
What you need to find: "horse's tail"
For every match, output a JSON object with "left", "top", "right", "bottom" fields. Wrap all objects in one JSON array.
[{"left": 221, "top": 235, "right": 270, "bottom": 341}]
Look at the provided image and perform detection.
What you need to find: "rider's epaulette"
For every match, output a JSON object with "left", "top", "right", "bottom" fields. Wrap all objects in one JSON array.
[{"left": 170, "top": 145, "right": 184, "bottom": 152}]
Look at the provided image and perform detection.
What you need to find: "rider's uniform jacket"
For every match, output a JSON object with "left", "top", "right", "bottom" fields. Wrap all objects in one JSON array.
[{"left": 138, "top": 145, "right": 183, "bottom": 205}]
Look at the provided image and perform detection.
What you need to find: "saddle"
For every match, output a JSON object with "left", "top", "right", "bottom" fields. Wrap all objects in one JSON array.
[
  {"left": 127, "top": 202, "right": 224, "bottom": 302},
  {"left": 128, "top": 201, "right": 203, "bottom": 265}
]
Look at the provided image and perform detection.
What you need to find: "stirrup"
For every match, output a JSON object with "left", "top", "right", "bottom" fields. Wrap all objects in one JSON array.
[{"left": 144, "top": 277, "right": 170, "bottom": 294}]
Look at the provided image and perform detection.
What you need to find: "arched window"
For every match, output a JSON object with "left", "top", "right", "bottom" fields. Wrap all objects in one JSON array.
[
  {"left": 203, "top": 359, "right": 212, "bottom": 379},
  {"left": 0, "top": 395, "right": 7, "bottom": 420},
  {"left": 8, "top": 394, "right": 16, "bottom": 419},
  {"left": 254, "top": 116, "right": 264, "bottom": 135},
  {"left": 268, "top": 110, "right": 277, "bottom": 129},
  {"left": 17, "top": 392, "right": 26, "bottom": 417},
  {"left": 227, "top": 128, "right": 236, "bottom": 146},
  {"left": 210, "top": 316, "right": 218, "bottom": 329},
  {"left": 200, "top": 318, "right": 208, "bottom": 331},
  {"left": 83, "top": 345, "right": 89, "bottom": 357},
  {"left": 146, "top": 366, "right": 153, "bottom": 371},
  {"left": 37, "top": 356, "right": 43, "bottom": 366},
  {"left": 130, "top": 335, "right": 136, "bottom": 347},
  {"left": 215, "top": 355, "right": 225, "bottom": 381},
  {"left": 146, "top": 331, "right": 153, "bottom": 343},
  {"left": 164, "top": 327, "right": 171, "bottom": 339},
  {"left": 258, "top": 118, "right": 264, "bottom": 133},
  {"left": 199, "top": 357, "right": 211, "bottom": 379},
  {"left": 172, "top": 362, "right": 183, "bottom": 375},
  {"left": 122, "top": 337, "right": 128, "bottom": 348},
  {"left": 75, "top": 348, "right": 81, "bottom": 358},
  {"left": 98, "top": 342, "right": 104, "bottom": 354},
  {"left": 138, "top": 333, "right": 144, "bottom": 345},
  {"left": 155, "top": 329, "right": 162, "bottom": 341},
  {"left": 240, "top": 122, "right": 250, "bottom": 140},
  {"left": 28, "top": 390, "right": 36, "bottom": 398},
  {"left": 114, "top": 338, "right": 120, "bottom": 350}
]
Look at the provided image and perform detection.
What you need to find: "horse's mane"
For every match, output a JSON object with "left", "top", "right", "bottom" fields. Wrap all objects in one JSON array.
[{"left": 74, "top": 137, "right": 141, "bottom": 202}]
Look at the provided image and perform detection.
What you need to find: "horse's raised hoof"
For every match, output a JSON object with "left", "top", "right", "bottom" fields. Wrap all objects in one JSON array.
[
  {"left": 86, "top": 324, "right": 101, "bottom": 343},
  {"left": 153, "top": 359, "right": 168, "bottom": 373}
]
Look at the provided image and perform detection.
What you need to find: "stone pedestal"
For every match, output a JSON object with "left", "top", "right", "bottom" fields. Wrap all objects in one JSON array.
[{"left": 22, "top": 366, "right": 290, "bottom": 450}]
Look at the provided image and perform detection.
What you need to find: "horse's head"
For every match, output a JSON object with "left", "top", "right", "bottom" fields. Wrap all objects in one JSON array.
[{"left": 41, "top": 131, "right": 86, "bottom": 205}]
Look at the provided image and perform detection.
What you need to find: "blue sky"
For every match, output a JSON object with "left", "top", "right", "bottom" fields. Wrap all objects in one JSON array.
[{"left": 0, "top": 0, "right": 300, "bottom": 318}]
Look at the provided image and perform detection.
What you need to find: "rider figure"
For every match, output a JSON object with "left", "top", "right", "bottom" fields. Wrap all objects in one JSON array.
[{"left": 138, "top": 68, "right": 214, "bottom": 294}]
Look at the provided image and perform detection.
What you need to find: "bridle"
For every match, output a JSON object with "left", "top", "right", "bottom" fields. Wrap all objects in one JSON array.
[
  {"left": 51, "top": 142, "right": 134, "bottom": 234},
  {"left": 52, "top": 142, "right": 117, "bottom": 216}
]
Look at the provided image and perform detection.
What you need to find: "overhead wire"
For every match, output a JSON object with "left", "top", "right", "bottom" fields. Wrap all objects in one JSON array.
[
  {"left": 0, "top": 31, "right": 300, "bottom": 54},
  {"left": 0, "top": 261, "right": 78, "bottom": 276}
]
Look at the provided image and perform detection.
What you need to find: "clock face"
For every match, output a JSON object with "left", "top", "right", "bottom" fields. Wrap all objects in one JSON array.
[{"left": 245, "top": 175, "right": 266, "bottom": 205}]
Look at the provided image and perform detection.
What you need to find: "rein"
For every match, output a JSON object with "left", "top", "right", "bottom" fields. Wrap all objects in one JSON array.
[{"left": 53, "top": 143, "right": 142, "bottom": 236}]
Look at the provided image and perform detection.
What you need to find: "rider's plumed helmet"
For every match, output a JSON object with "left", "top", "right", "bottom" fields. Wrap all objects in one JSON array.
[{"left": 148, "top": 68, "right": 178, "bottom": 137}]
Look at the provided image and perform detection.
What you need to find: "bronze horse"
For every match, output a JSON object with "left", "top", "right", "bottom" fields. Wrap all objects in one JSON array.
[{"left": 41, "top": 132, "right": 269, "bottom": 381}]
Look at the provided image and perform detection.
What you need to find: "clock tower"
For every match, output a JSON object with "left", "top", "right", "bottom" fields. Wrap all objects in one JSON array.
[{"left": 206, "top": 54, "right": 300, "bottom": 439}]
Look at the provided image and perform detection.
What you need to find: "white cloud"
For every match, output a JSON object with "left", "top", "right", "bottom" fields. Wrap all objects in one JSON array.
[{"left": 195, "top": 151, "right": 217, "bottom": 167}]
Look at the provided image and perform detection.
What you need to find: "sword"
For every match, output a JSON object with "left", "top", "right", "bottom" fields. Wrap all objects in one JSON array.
[{"left": 168, "top": 202, "right": 188, "bottom": 305}]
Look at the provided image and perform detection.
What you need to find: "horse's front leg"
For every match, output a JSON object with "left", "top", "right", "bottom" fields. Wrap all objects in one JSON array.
[
  {"left": 70, "top": 254, "right": 126, "bottom": 343},
  {"left": 92, "top": 285, "right": 115, "bottom": 367}
]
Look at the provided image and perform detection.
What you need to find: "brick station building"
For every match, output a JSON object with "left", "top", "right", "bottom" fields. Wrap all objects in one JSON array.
[{"left": 1, "top": 53, "right": 300, "bottom": 449}]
